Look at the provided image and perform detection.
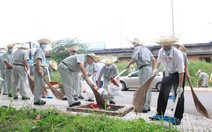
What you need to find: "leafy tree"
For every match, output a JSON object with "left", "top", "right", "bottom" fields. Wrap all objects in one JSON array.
[{"left": 50, "top": 38, "right": 88, "bottom": 63}]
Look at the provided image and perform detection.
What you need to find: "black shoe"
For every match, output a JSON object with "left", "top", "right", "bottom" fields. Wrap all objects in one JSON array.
[
  {"left": 8, "top": 93, "right": 12, "bottom": 97},
  {"left": 3, "top": 93, "right": 8, "bottom": 95},
  {"left": 74, "top": 97, "right": 78, "bottom": 101},
  {"left": 173, "top": 118, "right": 181, "bottom": 125},
  {"left": 22, "top": 96, "right": 30, "bottom": 100},
  {"left": 148, "top": 108, "right": 151, "bottom": 111},
  {"left": 109, "top": 100, "right": 116, "bottom": 104},
  {"left": 87, "top": 99, "right": 94, "bottom": 102},
  {"left": 78, "top": 95, "right": 84, "bottom": 99},
  {"left": 34, "top": 100, "right": 46, "bottom": 105},
  {"left": 41, "top": 96, "right": 46, "bottom": 98},
  {"left": 14, "top": 95, "right": 19, "bottom": 100},
  {"left": 62, "top": 97, "right": 67, "bottom": 100},
  {"left": 141, "top": 109, "right": 148, "bottom": 113},
  {"left": 69, "top": 101, "right": 81, "bottom": 107}
]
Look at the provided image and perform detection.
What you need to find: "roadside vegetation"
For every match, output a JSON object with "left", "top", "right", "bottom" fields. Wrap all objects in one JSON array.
[
  {"left": 0, "top": 106, "right": 178, "bottom": 132},
  {"left": 51, "top": 60, "right": 212, "bottom": 87}
]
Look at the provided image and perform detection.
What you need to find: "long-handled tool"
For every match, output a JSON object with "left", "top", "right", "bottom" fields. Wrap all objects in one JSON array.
[
  {"left": 133, "top": 74, "right": 156, "bottom": 113},
  {"left": 25, "top": 68, "right": 35, "bottom": 95},
  {"left": 110, "top": 69, "right": 126, "bottom": 87},
  {"left": 188, "top": 79, "right": 211, "bottom": 119},
  {"left": 42, "top": 75, "right": 63, "bottom": 99}
]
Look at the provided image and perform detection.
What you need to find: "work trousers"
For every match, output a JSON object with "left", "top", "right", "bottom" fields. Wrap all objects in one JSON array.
[
  {"left": 33, "top": 67, "right": 45, "bottom": 102},
  {"left": 0, "top": 69, "right": 7, "bottom": 94},
  {"left": 5, "top": 68, "right": 14, "bottom": 95},
  {"left": 58, "top": 63, "right": 77, "bottom": 105},
  {"left": 12, "top": 65, "right": 28, "bottom": 97},
  {"left": 138, "top": 66, "right": 152, "bottom": 111},
  {"left": 157, "top": 72, "right": 185, "bottom": 119}
]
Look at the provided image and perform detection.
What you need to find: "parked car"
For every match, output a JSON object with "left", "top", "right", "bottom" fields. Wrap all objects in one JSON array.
[{"left": 120, "top": 71, "right": 163, "bottom": 91}]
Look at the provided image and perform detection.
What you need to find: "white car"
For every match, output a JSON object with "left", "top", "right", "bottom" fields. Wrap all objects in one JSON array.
[{"left": 120, "top": 71, "right": 163, "bottom": 91}]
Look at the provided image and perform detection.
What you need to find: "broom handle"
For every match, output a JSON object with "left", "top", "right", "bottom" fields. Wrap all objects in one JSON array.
[
  {"left": 46, "top": 65, "right": 51, "bottom": 82},
  {"left": 114, "top": 69, "right": 126, "bottom": 79}
]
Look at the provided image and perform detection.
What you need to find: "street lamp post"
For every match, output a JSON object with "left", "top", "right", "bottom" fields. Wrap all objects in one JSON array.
[{"left": 171, "top": 0, "right": 175, "bottom": 36}]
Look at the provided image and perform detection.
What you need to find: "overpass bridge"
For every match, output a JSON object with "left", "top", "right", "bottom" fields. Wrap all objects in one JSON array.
[{"left": 89, "top": 42, "right": 212, "bottom": 62}]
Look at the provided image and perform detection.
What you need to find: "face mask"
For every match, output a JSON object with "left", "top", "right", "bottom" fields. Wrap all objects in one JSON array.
[
  {"left": 164, "top": 50, "right": 171, "bottom": 56},
  {"left": 106, "top": 65, "right": 112, "bottom": 69},
  {"left": 40, "top": 44, "right": 47, "bottom": 50},
  {"left": 8, "top": 49, "right": 13, "bottom": 53}
]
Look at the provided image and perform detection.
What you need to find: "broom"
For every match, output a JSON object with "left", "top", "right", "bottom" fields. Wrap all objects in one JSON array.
[
  {"left": 41, "top": 75, "right": 63, "bottom": 99},
  {"left": 133, "top": 75, "right": 156, "bottom": 114},
  {"left": 26, "top": 73, "right": 35, "bottom": 95},
  {"left": 90, "top": 86, "right": 107, "bottom": 109},
  {"left": 187, "top": 79, "right": 211, "bottom": 119}
]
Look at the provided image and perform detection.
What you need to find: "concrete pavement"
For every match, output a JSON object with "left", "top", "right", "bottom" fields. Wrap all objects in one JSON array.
[{"left": 0, "top": 87, "right": 212, "bottom": 132}]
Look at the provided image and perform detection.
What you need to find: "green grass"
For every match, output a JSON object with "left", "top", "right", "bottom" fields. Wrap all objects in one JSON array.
[
  {"left": 50, "top": 60, "right": 212, "bottom": 87},
  {"left": 0, "top": 106, "right": 178, "bottom": 132}
]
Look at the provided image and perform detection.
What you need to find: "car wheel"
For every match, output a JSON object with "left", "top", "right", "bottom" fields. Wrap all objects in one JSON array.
[
  {"left": 120, "top": 81, "right": 127, "bottom": 91},
  {"left": 156, "top": 82, "right": 161, "bottom": 92}
]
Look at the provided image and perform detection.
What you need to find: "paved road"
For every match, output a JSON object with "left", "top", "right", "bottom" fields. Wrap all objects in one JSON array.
[{"left": 115, "top": 87, "right": 212, "bottom": 116}]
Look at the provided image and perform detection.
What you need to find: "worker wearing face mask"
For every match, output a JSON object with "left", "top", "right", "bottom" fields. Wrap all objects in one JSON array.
[
  {"left": 97, "top": 57, "right": 119, "bottom": 104},
  {"left": 33, "top": 39, "right": 51, "bottom": 105},
  {"left": 154, "top": 36, "right": 185, "bottom": 125},
  {"left": 3, "top": 44, "right": 15, "bottom": 97}
]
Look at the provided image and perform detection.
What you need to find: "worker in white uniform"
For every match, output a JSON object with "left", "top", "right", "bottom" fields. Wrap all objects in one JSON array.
[
  {"left": 12, "top": 43, "right": 30, "bottom": 100},
  {"left": 0, "top": 48, "right": 7, "bottom": 95},
  {"left": 97, "top": 57, "right": 119, "bottom": 104},
  {"left": 58, "top": 53, "right": 99, "bottom": 107},
  {"left": 196, "top": 70, "right": 209, "bottom": 87},
  {"left": 126, "top": 38, "right": 156, "bottom": 113},
  {"left": 3, "top": 44, "right": 15, "bottom": 97}
]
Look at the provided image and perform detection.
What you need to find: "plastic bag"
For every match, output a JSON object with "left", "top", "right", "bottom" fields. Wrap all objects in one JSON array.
[
  {"left": 81, "top": 76, "right": 95, "bottom": 99},
  {"left": 109, "top": 83, "right": 124, "bottom": 97}
]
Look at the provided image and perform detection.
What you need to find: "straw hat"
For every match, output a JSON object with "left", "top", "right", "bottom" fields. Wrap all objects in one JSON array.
[
  {"left": 196, "top": 70, "right": 201, "bottom": 75},
  {"left": 65, "top": 45, "right": 80, "bottom": 52},
  {"left": 175, "top": 43, "right": 186, "bottom": 51},
  {"left": 156, "top": 36, "right": 178, "bottom": 46},
  {"left": 86, "top": 53, "right": 100, "bottom": 62},
  {"left": 37, "top": 38, "right": 51, "bottom": 44},
  {"left": 101, "top": 56, "right": 117, "bottom": 65},
  {"left": 19, "top": 43, "right": 29, "bottom": 49},
  {"left": 7, "top": 43, "right": 15, "bottom": 49},
  {"left": 130, "top": 38, "right": 143, "bottom": 46}
]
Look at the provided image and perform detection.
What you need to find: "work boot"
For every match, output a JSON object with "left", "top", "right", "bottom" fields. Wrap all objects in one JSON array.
[
  {"left": 8, "top": 93, "right": 12, "bottom": 97},
  {"left": 22, "top": 96, "right": 30, "bottom": 100},
  {"left": 14, "top": 95, "right": 19, "bottom": 100},
  {"left": 69, "top": 101, "right": 81, "bottom": 107},
  {"left": 78, "top": 95, "right": 84, "bottom": 99},
  {"left": 172, "top": 118, "right": 181, "bottom": 125},
  {"left": 34, "top": 100, "right": 46, "bottom": 105},
  {"left": 109, "top": 100, "right": 115, "bottom": 104}
]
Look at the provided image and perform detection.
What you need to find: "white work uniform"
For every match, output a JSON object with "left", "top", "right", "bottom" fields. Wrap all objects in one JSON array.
[
  {"left": 0, "top": 53, "right": 7, "bottom": 94},
  {"left": 3, "top": 51, "right": 14, "bottom": 95},
  {"left": 33, "top": 48, "right": 47, "bottom": 102},
  {"left": 198, "top": 72, "right": 209, "bottom": 87},
  {"left": 13, "top": 49, "right": 29, "bottom": 97},
  {"left": 131, "top": 45, "right": 154, "bottom": 111},
  {"left": 58, "top": 54, "right": 85, "bottom": 106}
]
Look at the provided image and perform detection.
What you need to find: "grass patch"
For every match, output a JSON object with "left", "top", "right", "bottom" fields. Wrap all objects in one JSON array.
[{"left": 0, "top": 106, "right": 178, "bottom": 132}]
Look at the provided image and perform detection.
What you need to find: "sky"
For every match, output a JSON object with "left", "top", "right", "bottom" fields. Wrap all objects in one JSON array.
[{"left": 0, "top": 0, "right": 212, "bottom": 49}]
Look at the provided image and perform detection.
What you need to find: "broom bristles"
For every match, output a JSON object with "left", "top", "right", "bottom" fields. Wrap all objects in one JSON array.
[
  {"left": 90, "top": 86, "right": 107, "bottom": 109},
  {"left": 42, "top": 76, "right": 64, "bottom": 99},
  {"left": 133, "top": 75, "right": 155, "bottom": 114},
  {"left": 188, "top": 80, "right": 211, "bottom": 119},
  {"left": 27, "top": 74, "right": 35, "bottom": 95}
]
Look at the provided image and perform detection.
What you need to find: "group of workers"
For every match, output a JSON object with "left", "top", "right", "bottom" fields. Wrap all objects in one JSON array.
[{"left": 0, "top": 36, "right": 210, "bottom": 126}]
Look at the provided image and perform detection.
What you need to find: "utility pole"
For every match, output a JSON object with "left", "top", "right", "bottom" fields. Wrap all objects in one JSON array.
[{"left": 171, "top": 0, "right": 175, "bottom": 36}]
